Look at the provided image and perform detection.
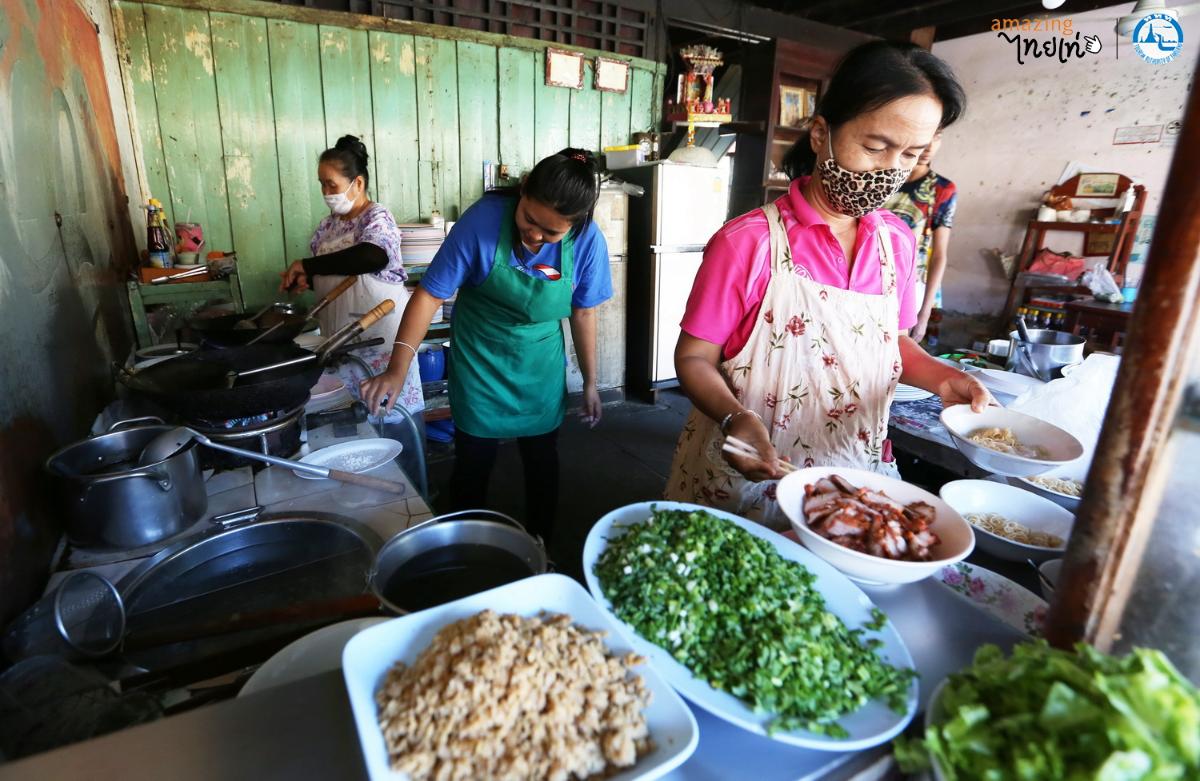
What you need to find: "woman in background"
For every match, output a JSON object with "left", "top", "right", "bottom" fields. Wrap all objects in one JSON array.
[
  {"left": 279, "top": 134, "right": 424, "bottom": 421},
  {"left": 884, "top": 130, "right": 958, "bottom": 343}
]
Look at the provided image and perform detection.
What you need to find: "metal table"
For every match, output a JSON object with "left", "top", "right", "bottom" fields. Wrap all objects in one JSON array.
[{"left": 3, "top": 568, "right": 1028, "bottom": 781}]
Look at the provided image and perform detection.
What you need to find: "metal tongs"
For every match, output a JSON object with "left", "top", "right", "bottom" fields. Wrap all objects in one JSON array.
[{"left": 149, "top": 255, "right": 238, "bottom": 285}]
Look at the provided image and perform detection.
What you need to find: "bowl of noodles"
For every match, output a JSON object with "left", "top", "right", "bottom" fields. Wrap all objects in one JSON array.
[
  {"left": 1008, "top": 464, "right": 1086, "bottom": 511},
  {"left": 939, "top": 405, "right": 1083, "bottom": 477},
  {"left": 938, "top": 480, "right": 1074, "bottom": 563}
]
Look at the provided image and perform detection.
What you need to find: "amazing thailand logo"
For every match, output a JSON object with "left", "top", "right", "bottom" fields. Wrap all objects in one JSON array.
[{"left": 1132, "top": 13, "right": 1184, "bottom": 64}]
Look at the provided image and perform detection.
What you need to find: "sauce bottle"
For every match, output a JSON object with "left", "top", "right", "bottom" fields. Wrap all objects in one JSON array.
[{"left": 146, "top": 199, "right": 173, "bottom": 269}]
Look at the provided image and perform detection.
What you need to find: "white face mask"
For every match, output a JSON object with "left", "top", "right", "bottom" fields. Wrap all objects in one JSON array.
[{"left": 324, "top": 180, "right": 358, "bottom": 216}]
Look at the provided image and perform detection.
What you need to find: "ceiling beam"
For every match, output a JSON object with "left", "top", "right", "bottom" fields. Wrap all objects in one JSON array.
[{"left": 659, "top": 0, "right": 874, "bottom": 52}]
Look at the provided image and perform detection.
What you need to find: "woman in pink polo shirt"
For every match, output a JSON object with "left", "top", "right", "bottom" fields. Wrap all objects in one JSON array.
[{"left": 665, "top": 41, "right": 992, "bottom": 530}]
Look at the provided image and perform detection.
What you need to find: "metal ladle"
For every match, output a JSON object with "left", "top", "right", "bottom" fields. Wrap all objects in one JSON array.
[
  {"left": 139, "top": 426, "right": 407, "bottom": 494},
  {"left": 1014, "top": 315, "right": 1049, "bottom": 382}
]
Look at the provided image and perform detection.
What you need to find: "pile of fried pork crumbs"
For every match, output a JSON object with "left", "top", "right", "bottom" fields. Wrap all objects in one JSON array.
[{"left": 375, "top": 610, "right": 651, "bottom": 781}]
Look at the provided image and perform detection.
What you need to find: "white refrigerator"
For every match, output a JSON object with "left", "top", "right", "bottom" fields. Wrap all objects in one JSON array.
[{"left": 614, "top": 161, "right": 730, "bottom": 397}]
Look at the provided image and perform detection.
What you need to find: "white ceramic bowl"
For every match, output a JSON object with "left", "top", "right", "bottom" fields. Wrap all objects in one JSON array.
[
  {"left": 938, "top": 480, "right": 1073, "bottom": 563},
  {"left": 1037, "top": 558, "right": 1062, "bottom": 600},
  {"left": 776, "top": 467, "right": 975, "bottom": 585},
  {"left": 940, "top": 405, "right": 1083, "bottom": 477},
  {"left": 1008, "top": 463, "right": 1086, "bottom": 511}
]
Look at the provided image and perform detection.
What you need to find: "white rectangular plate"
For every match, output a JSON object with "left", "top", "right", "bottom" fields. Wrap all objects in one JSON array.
[{"left": 343, "top": 573, "right": 699, "bottom": 781}]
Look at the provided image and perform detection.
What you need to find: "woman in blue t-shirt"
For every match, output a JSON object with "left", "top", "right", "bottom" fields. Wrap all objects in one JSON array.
[{"left": 362, "top": 149, "right": 612, "bottom": 542}]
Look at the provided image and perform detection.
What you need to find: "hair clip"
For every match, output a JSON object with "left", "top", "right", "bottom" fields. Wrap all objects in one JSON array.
[{"left": 568, "top": 152, "right": 588, "bottom": 163}]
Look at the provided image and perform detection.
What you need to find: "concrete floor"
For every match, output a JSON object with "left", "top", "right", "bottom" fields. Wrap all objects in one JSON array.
[{"left": 425, "top": 390, "right": 693, "bottom": 580}]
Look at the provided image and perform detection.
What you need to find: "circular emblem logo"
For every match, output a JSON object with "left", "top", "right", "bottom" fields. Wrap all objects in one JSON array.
[{"left": 1132, "top": 13, "right": 1184, "bottom": 64}]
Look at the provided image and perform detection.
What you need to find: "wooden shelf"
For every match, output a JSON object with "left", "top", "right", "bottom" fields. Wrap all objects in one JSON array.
[
  {"left": 1030, "top": 220, "right": 1120, "bottom": 233},
  {"left": 717, "top": 121, "right": 766, "bottom": 136}
]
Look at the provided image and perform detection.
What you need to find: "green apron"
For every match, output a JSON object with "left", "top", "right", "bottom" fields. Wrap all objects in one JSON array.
[{"left": 449, "top": 199, "right": 575, "bottom": 438}]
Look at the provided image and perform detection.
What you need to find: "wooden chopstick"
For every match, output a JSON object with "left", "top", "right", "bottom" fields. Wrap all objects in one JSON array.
[{"left": 723, "top": 434, "right": 798, "bottom": 474}]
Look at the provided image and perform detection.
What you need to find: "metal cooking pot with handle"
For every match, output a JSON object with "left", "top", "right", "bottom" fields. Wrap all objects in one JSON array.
[
  {"left": 44, "top": 419, "right": 207, "bottom": 549},
  {"left": 1005, "top": 329, "right": 1086, "bottom": 380},
  {"left": 369, "top": 510, "right": 548, "bottom": 614}
]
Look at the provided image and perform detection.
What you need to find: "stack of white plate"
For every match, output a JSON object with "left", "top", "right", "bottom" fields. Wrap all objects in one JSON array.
[
  {"left": 398, "top": 223, "right": 445, "bottom": 271},
  {"left": 893, "top": 383, "right": 934, "bottom": 402}
]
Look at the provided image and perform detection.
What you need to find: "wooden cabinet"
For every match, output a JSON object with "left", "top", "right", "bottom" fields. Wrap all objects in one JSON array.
[
  {"left": 728, "top": 39, "right": 850, "bottom": 219},
  {"left": 1002, "top": 175, "right": 1146, "bottom": 325}
]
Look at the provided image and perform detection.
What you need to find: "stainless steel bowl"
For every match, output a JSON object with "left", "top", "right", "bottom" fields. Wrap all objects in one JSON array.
[{"left": 370, "top": 510, "right": 547, "bottom": 614}]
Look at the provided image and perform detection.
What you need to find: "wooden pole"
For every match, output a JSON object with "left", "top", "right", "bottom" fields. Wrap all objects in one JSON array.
[
  {"left": 1044, "top": 55, "right": 1200, "bottom": 650},
  {"left": 909, "top": 26, "right": 936, "bottom": 50}
]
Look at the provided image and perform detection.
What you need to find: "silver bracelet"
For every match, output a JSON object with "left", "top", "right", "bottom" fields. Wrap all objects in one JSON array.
[
  {"left": 393, "top": 340, "right": 418, "bottom": 360},
  {"left": 720, "top": 409, "right": 759, "bottom": 435}
]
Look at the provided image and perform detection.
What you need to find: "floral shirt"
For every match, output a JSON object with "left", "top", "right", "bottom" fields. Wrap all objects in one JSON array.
[
  {"left": 884, "top": 171, "right": 957, "bottom": 284},
  {"left": 309, "top": 202, "right": 407, "bottom": 284}
]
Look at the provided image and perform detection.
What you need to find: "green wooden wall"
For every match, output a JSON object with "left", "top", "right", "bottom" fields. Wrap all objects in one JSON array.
[{"left": 115, "top": 1, "right": 663, "bottom": 307}]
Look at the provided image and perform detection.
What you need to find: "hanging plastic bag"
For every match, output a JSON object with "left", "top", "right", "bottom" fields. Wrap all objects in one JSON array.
[{"left": 1081, "top": 266, "right": 1124, "bottom": 303}]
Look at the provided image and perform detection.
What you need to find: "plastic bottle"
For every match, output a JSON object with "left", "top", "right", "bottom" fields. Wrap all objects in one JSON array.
[{"left": 146, "top": 199, "right": 172, "bottom": 269}]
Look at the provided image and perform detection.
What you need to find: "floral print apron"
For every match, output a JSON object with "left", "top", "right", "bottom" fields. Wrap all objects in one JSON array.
[
  {"left": 311, "top": 230, "right": 424, "bottom": 419},
  {"left": 664, "top": 202, "right": 902, "bottom": 530}
]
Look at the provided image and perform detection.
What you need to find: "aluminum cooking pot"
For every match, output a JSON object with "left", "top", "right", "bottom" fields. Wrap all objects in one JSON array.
[
  {"left": 370, "top": 510, "right": 548, "bottom": 614},
  {"left": 1006, "top": 329, "right": 1085, "bottom": 380},
  {"left": 44, "top": 418, "right": 207, "bottom": 549}
]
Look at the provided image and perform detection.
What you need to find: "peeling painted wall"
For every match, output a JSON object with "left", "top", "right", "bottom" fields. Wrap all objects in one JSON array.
[
  {"left": 931, "top": 6, "right": 1197, "bottom": 326},
  {"left": 0, "top": 0, "right": 136, "bottom": 624},
  {"left": 115, "top": 1, "right": 664, "bottom": 308}
]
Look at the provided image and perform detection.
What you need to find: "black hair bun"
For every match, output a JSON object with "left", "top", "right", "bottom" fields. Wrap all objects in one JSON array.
[
  {"left": 335, "top": 134, "right": 369, "bottom": 166},
  {"left": 559, "top": 147, "right": 599, "bottom": 176}
]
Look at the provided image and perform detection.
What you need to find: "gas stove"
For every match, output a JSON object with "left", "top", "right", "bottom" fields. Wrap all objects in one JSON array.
[{"left": 188, "top": 399, "right": 308, "bottom": 471}]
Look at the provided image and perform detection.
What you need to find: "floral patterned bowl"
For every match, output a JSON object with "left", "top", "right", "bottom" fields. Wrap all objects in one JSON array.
[{"left": 937, "top": 561, "right": 1047, "bottom": 637}]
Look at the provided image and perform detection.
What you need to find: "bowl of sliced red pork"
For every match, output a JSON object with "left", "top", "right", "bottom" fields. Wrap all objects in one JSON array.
[{"left": 777, "top": 468, "right": 975, "bottom": 585}]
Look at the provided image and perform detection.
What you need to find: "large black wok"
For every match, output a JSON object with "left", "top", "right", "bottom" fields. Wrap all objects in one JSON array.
[
  {"left": 188, "top": 305, "right": 309, "bottom": 347},
  {"left": 121, "top": 343, "right": 322, "bottom": 419},
  {"left": 123, "top": 299, "right": 395, "bottom": 420},
  {"left": 189, "top": 276, "right": 358, "bottom": 347}
]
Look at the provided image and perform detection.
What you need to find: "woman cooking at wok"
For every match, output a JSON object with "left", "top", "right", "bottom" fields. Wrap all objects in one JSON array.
[
  {"left": 665, "top": 42, "right": 992, "bottom": 530},
  {"left": 278, "top": 134, "right": 424, "bottom": 422}
]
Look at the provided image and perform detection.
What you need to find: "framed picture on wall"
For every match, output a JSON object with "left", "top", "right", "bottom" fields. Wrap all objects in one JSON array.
[
  {"left": 1077, "top": 173, "right": 1121, "bottom": 197},
  {"left": 545, "top": 48, "right": 584, "bottom": 89},
  {"left": 1085, "top": 232, "right": 1118, "bottom": 256},
  {"left": 779, "top": 85, "right": 812, "bottom": 128},
  {"left": 594, "top": 57, "right": 629, "bottom": 93}
]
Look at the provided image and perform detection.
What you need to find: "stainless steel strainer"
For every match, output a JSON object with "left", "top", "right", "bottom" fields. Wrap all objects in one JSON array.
[{"left": 2, "top": 571, "right": 125, "bottom": 662}]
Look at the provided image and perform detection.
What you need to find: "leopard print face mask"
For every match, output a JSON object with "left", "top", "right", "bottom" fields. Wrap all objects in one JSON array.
[{"left": 817, "top": 134, "right": 911, "bottom": 218}]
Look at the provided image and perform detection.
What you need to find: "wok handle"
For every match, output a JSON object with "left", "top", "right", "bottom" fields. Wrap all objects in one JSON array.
[
  {"left": 356, "top": 299, "right": 395, "bottom": 332},
  {"left": 234, "top": 353, "right": 318, "bottom": 380},
  {"left": 316, "top": 299, "right": 396, "bottom": 360},
  {"left": 327, "top": 468, "right": 407, "bottom": 495},
  {"left": 309, "top": 275, "right": 358, "bottom": 318}
]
